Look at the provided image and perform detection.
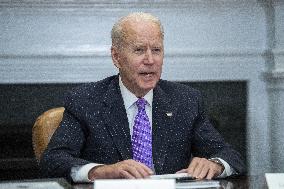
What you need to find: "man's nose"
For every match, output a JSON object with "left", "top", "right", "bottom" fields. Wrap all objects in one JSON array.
[{"left": 145, "top": 48, "right": 154, "bottom": 64}]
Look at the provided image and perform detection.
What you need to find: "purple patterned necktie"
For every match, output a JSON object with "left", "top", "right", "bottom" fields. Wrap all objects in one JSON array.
[{"left": 132, "top": 98, "right": 153, "bottom": 169}]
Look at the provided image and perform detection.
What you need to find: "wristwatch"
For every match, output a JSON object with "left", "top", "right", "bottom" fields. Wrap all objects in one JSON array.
[{"left": 209, "top": 158, "right": 225, "bottom": 170}]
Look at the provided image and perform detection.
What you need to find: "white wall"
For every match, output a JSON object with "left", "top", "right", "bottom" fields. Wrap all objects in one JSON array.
[{"left": 1, "top": 0, "right": 283, "bottom": 175}]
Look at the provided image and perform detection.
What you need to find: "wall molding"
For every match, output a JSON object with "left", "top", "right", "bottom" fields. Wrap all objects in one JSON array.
[
  {"left": 0, "top": 0, "right": 260, "bottom": 15},
  {"left": 0, "top": 0, "right": 258, "bottom": 8},
  {"left": 1, "top": 47, "right": 265, "bottom": 84},
  {"left": 264, "top": 70, "right": 284, "bottom": 79},
  {"left": 272, "top": 0, "right": 284, "bottom": 5},
  {"left": 272, "top": 49, "right": 284, "bottom": 56},
  {"left": 264, "top": 68, "right": 284, "bottom": 90},
  {"left": 0, "top": 48, "right": 266, "bottom": 59},
  {"left": 0, "top": 52, "right": 265, "bottom": 84}
]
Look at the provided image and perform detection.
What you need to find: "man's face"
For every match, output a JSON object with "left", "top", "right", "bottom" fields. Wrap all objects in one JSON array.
[{"left": 112, "top": 21, "right": 164, "bottom": 97}]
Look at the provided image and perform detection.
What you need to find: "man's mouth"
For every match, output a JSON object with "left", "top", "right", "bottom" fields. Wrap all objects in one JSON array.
[
  {"left": 139, "top": 72, "right": 156, "bottom": 80},
  {"left": 139, "top": 72, "right": 155, "bottom": 76}
]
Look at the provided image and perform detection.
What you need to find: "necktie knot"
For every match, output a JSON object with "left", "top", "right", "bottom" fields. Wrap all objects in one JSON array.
[{"left": 136, "top": 98, "right": 146, "bottom": 110}]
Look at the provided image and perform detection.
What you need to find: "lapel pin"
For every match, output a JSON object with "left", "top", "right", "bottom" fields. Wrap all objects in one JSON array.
[{"left": 166, "top": 112, "right": 173, "bottom": 117}]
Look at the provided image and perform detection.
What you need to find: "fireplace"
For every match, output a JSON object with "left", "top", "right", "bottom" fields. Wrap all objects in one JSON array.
[{"left": 0, "top": 81, "right": 247, "bottom": 180}]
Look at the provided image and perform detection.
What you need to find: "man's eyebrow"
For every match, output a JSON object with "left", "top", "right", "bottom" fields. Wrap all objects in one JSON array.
[
  {"left": 131, "top": 42, "right": 144, "bottom": 46},
  {"left": 134, "top": 42, "right": 163, "bottom": 46},
  {"left": 152, "top": 44, "right": 163, "bottom": 47},
  {"left": 127, "top": 41, "right": 163, "bottom": 48}
]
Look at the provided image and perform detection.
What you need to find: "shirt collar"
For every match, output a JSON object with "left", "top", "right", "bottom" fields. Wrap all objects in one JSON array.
[{"left": 119, "top": 76, "right": 153, "bottom": 110}]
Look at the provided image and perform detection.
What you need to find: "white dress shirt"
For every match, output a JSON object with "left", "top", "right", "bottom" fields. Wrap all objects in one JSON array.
[
  {"left": 119, "top": 77, "right": 153, "bottom": 137},
  {"left": 71, "top": 77, "right": 233, "bottom": 182}
]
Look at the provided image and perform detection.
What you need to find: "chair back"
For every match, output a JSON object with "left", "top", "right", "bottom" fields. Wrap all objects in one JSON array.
[{"left": 32, "top": 107, "right": 65, "bottom": 161}]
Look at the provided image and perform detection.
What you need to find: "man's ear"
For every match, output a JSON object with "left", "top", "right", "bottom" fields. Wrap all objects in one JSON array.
[{"left": 111, "top": 46, "right": 121, "bottom": 69}]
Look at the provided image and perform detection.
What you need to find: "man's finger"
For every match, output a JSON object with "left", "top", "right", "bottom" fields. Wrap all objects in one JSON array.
[
  {"left": 125, "top": 165, "right": 145, "bottom": 178},
  {"left": 120, "top": 170, "right": 135, "bottom": 179},
  {"left": 137, "top": 166, "right": 153, "bottom": 178},
  {"left": 197, "top": 166, "right": 209, "bottom": 179},
  {"left": 192, "top": 161, "right": 204, "bottom": 178},
  {"left": 187, "top": 159, "right": 199, "bottom": 174},
  {"left": 135, "top": 161, "right": 154, "bottom": 176},
  {"left": 206, "top": 168, "right": 216, "bottom": 180},
  {"left": 125, "top": 160, "right": 154, "bottom": 177}
]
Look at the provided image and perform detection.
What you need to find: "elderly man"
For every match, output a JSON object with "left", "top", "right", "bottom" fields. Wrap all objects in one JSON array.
[{"left": 40, "top": 12, "right": 245, "bottom": 182}]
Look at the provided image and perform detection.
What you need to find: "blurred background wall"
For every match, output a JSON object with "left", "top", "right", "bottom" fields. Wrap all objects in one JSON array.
[{"left": 0, "top": 0, "right": 284, "bottom": 180}]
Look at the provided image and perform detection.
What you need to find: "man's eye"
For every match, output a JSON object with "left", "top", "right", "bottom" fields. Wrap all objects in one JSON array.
[
  {"left": 152, "top": 48, "right": 161, "bottom": 53},
  {"left": 134, "top": 48, "right": 144, "bottom": 53}
]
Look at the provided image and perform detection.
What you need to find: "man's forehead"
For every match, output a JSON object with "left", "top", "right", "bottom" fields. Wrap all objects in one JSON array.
[
  {"left": 123, "top": 19, "right": 161, "bottom": 35},
  {"left": 122, "top": 22, "right": 162, "bottom": 43}
]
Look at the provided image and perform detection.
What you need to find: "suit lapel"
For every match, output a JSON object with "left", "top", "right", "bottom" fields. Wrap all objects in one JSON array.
[
  {"left": 102, "top": 76, "right": 132, "bottom": 160},
  {"left": 152, "top": 84, "right": 178, "bottom": 174}
]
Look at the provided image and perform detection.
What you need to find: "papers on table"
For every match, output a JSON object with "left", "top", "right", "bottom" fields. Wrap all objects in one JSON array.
[
  {"left": 150, "top": 173, "right": 220, "bottom": 188},
  {"left": 94, "top": 173, "right": 221, "bottom": 189},
  {"left": 150, "top": 173, "right": 193, "bottom": 180},
  {"left": 94, "top": 179, "right": 220, "bottom": 189},
  {"left": 0, "top": 181, "right": 64, "bottom": 189},
  {"left": 265, "top": 173, "right": 284, "bottom": 189},
  {"left": 94, "top": 179, "right": 175, "bottom": 189},
  {"left": 176, "top": 180, "right": 220, "bottom": 189}
]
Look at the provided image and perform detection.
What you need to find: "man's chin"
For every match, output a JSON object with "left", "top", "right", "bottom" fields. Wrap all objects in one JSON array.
[
  {"left": 140, "top": 83, "right": 157, "bottom": 92},
  {"left": 139, "top": 73, "right": 160, "bottom": 83},
  {"left": 132, "top": 80, "right": 159, "bottom": 96}
]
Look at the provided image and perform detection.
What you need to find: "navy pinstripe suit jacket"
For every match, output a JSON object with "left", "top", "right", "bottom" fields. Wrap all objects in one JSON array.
[{"left": 40, "top": 75, "right": 245, "bottom": 181}]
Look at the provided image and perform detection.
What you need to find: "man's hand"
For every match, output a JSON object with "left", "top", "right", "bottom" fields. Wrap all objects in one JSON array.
[
  {"left": 176, "top": 157, "right": 224, "bottom": 180},
  {"left": 88, "top": 159, "right": 154, "bottom": 180}
]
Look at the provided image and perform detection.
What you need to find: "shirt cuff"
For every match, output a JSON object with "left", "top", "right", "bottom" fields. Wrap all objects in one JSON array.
[
  {"left": 214, "top": 158, "right": 234, "bottom": 178},
  {"left": 71, "top": 163, "right": 103, "bottom": 183}
]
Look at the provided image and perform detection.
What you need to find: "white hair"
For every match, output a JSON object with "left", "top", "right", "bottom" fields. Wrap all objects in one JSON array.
[{"left": 111, "top": 12, "right": 164, "bottom": 48}]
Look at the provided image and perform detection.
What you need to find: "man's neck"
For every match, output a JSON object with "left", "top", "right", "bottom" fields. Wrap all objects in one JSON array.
[{"left": 118, "top": 76, "right": 153, "bottom": 108}]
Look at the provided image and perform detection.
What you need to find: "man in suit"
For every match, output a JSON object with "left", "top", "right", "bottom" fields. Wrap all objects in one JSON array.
[{"left": 40, "top": 12, "right": 245, "bottom": 182}]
